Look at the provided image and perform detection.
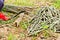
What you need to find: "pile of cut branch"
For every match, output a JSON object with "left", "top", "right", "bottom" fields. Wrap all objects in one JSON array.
[{"left": 27, "top": 6, "right": 60, "bottom": 36}]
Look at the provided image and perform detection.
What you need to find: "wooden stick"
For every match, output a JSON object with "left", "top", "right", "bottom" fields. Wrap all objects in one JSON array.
[{"left": 13, "top": 13, "right": 24, "bottom": 27}]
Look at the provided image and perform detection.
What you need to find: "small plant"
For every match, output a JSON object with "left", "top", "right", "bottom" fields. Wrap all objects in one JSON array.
[
  {"left": 32, "top": 37, "right": 37, "bottom": 40},
  {"left": 42, "top": 30, "right": 50, "bottom": 38},
  {"left": 20, "top": 21, "right": 29, "bottom": 30},
  {"left": 8, "top": 33, "right": 17, "bottom": 40},
  {"left": 53, "top": 0, "right": 60, "bottom": 8},
  {"left": 40, "top": 22, "right": 49, "bottom": 29},
  {"left": 19, "top": 33, "right": 25, "bottom": 38}
]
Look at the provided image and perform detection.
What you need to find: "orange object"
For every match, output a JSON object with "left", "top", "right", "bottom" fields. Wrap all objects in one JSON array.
[{"left": 0, "top": 12, "right": 9, "bottom": 21}]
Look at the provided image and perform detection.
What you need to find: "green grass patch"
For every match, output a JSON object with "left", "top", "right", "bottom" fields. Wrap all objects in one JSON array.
[
  {"left": 8, "top": 33, "right": 17, "bottom": 40},
  {"left": 20, "top": 21, "right": 30, "bottom": 30},
  {"left": 5, "top": 0, "right": 35, "bottom": 6},
  {"left": 53, "top": 0, "right": 60, "bottom": 9}
]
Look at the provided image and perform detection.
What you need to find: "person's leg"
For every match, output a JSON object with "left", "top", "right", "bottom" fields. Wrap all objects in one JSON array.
[
  {"left": 0, "top": 3, "right": 4, "bottom": 11},
  {"left": 0, "top": 0, "right": 10, "bottom": 21},
  {"left": 0, "top": 0, "right": 4, "bottom": 11}
]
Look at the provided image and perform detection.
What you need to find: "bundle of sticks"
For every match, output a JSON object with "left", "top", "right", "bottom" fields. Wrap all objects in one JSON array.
[{"left": 27, "top": 6, "right": 60, "bottom": 36}]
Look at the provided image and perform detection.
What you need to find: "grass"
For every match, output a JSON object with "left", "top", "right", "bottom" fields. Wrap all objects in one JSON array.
[
  {"left": 53, "top": 0, "right": 60, "bottom": 9},
  {"left": 20, "top": 21, "right": 29, "bottom": 30},
  {"left": 8, "top": 33, "right": 17, "bottom": 40},
  {"left": 5, "top": 0, "right": 35, "bottom": 7},
  {"left": 5, "top": 0, "right": 60, "bottom": 8}
]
